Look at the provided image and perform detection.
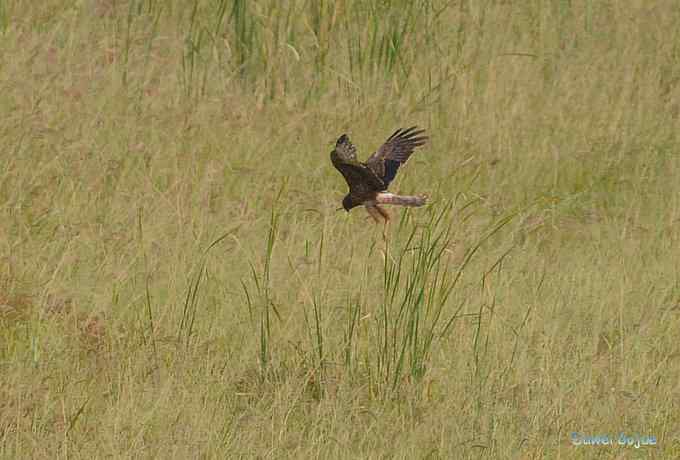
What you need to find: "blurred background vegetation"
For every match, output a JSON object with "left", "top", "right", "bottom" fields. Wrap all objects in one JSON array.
[{"left": 1, "top": 0, "right": 679, "bottom": 457}]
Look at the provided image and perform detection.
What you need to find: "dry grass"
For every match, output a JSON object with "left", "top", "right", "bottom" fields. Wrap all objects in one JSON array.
[{"left": 1, "top": 0, "right": 680, "bottom": 458}]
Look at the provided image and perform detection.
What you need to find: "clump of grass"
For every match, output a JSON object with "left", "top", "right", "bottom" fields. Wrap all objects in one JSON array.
[
  {"left": 239, "top": 197, "right": 517, "bottom": 401},
  {"left": 336, "top": 200, "right": 516, "bottom": 399},
  {"left": 136, "top": 0, "right": 442, "bottom": 105},
  {"left": 240, "top": 196, "right": 284, "bottom": 380}
]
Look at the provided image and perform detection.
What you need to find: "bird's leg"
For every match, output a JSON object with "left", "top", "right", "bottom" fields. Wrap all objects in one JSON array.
[
  {"left": 375, "top": 205, "right": 391, "bottom": 223},
  {"left": 365, "top": 205, "right": 383, "bottom": 223},
  {"left": 375, "top": 205, "right": 390, "bottom": 240}
]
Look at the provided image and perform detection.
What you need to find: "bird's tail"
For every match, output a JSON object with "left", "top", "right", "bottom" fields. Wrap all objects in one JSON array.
[{"left": 376, "top": 192, "right": 428, "bottom": 207}]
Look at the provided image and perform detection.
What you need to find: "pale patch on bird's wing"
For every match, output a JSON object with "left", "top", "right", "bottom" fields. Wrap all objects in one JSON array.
[{"left": 333, "top": 134, "right": 358, "bottom": 162}]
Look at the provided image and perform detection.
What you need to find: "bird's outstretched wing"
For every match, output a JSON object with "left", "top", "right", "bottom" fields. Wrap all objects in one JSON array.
[
  {"left": 331, "top": 134, "right": 384, "bottom": 193},
  {"left": 365, "top": 126, "right": 428, "bottom": 188}
]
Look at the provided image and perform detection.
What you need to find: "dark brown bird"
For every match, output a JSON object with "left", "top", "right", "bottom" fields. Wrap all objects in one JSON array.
[{"left": 331, "top": 126, "right": 429, "bottom": 222}]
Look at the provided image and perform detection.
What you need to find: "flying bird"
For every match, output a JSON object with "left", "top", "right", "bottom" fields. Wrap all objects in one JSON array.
[{"left": 331, "top": 126, "right": 429, "bottom": 223}]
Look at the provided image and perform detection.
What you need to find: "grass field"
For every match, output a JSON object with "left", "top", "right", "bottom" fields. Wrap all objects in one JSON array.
[{"left": 1, "top": 0, "right": 680, "bottom": 458}]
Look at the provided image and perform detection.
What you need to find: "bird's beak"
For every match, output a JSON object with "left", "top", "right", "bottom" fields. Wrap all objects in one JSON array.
[{"left": 335, "top": 207, "right": 344, "bottom": 212}]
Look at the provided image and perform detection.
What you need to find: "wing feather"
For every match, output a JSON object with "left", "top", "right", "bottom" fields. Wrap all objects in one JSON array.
[
  {"left": 331, "top": 136, "right": 384, "bottom": 193},
  {"left": 366, "top": 126, "right": 428, "bottom": 187}
]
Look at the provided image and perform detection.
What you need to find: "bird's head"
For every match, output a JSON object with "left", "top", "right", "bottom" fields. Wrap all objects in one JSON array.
[{"left": 341, "top": 194, "right": 358, "bottom": 212}]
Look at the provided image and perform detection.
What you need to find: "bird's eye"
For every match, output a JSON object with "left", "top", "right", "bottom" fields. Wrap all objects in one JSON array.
[{"left": 337, "top": 134, "right": 348, "bottom": 145}]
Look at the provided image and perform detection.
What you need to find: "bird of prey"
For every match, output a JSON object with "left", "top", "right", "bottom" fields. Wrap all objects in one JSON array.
[{"left": 331, "top": 126, "right": 428, "bottom": 223}]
